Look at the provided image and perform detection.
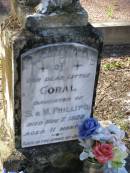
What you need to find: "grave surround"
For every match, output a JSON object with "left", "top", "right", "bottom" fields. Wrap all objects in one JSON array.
[{"left": 1, "top": 0, "right": 103, "bottom": 172}]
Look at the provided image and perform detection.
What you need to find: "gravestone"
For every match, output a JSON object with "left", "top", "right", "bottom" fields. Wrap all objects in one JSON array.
[
  {"left": 21, "top": 43, "right": 98, "bottom": 148},
  {"left": 1, "top": 0, "right": 103, "bottom": 172}
]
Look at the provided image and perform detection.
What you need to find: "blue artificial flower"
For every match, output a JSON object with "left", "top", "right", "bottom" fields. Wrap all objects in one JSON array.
[{"left": 79, "top": 117, "right": 100, "bottom": 139}]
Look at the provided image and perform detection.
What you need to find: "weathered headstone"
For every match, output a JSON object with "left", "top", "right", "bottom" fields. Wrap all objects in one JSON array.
[
  {"left": 21, "top": 43, "right": 98, "bottom": 148},
  {"left": 1, "top": 0, "right": 102, "bottom": 172}
]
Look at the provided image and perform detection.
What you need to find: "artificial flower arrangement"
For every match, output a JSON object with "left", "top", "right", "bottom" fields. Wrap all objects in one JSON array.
[{"left": 79, "top": 117, "right": 128, "bottom": 173}]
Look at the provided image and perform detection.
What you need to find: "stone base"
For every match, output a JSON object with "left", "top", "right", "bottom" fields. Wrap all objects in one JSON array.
[
  {"left": 1, "top": 12, "right": 102, "bottom": 172},
  {"left": 26, "top": 11, "right": 88, "bottom": 31},
  {"left": 3, "top": 142, "right": 82, "bottom": 173}
]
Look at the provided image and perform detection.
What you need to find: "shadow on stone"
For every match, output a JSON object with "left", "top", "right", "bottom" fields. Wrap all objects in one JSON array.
[{"left": 3, "top": 147, "right": 82, "bottom": 173}]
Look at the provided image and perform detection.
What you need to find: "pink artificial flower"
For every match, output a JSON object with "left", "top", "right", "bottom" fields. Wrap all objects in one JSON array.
[{"left": 93, "top": 143, "right": 113, "bottom": 164}]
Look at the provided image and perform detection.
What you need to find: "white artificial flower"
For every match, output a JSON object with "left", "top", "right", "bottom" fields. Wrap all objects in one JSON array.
[
  {"left": 118, "top": 167, "right": 128, "bottom": 173},
  {"left": 79, "top": 139, "right": 92, "bottom": 148},
  {"left": 110, "top": 133, "right": 127, "bottom": 150},
  {"left": 92, "top": 133, "right": 112, "bottom": 141},
  {"left": 107, "top": 161, "right": 112, "bottom": 168},
  {"left": 80, "top": 151, "right": 89, "bottom": 161},
  {"left": 89, "top": 151, "right": 95, "bottom": 158},
  {"left": 108, "top": 124, "right": 125, "bottom": 140},
  {"left": 96, "top": 126, "right": 103, "bottom": 133},
  {"left": 99, "top": 120, "right": 112, "bottom": 128},
  {"left": 92, "top": 127, "right": 113, "bottom": 141},
  {"left": 118, "top": 143, "right": 127, "bottom": 152},
  {"left": 122, "top": 160, "right": 127, "bottom": 167}
]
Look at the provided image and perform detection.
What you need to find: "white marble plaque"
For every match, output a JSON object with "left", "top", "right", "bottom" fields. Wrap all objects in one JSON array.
[{"left": 21, "top": 43, "right": 98, "bottom": 148}]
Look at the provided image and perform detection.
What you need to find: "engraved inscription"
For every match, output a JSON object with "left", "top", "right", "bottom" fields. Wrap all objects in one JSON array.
[{"left": 21, "top": 43, "right": 98, "bottom": 148}]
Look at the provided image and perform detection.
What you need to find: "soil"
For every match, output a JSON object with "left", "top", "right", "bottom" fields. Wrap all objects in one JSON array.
[
  {"left": 81, "top": 0, "right": 130, "bottom": 22},
  {"left": 94, "top": 56, "right": 130, "bottom": 148},
  {"left": 95, "top": 57, "right": 130, "bottom": 120}
]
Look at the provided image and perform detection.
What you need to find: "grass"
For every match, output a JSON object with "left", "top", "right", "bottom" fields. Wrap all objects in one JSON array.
[
  {"left": 103, "top": 57, "right": 130, "bottom": 71},
  {"left": 103, "top": 61, "right": 122, "bottom": 71},
  {"left": 106, "top": 5, "right": 114, "bottom": 18}
]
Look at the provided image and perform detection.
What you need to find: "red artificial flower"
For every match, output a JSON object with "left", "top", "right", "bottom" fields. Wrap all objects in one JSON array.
[{"left": 93, "top": 143, "right": 113, "bottom": 164}]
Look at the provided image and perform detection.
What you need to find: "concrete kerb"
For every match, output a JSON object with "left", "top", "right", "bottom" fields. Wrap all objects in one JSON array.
[
  {"left": 90, "top": 21, "right": 130, "bottom": 56},
  {"left": 92, "top": 21, "right": 130, "bottom": 45}
]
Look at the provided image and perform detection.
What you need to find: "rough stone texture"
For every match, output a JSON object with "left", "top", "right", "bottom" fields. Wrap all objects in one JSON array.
[
  {"left": 1, "top": 25, "right": 102, "bottom": 172},
  {"left": 1, "top": 0, "right": 102, "bottom": 172},
  {"left": 0, "top": 28, "right": 16, "bottom": 172},
  {"left": 26, "top": 12, "right": 88, "bottom": 30}
]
